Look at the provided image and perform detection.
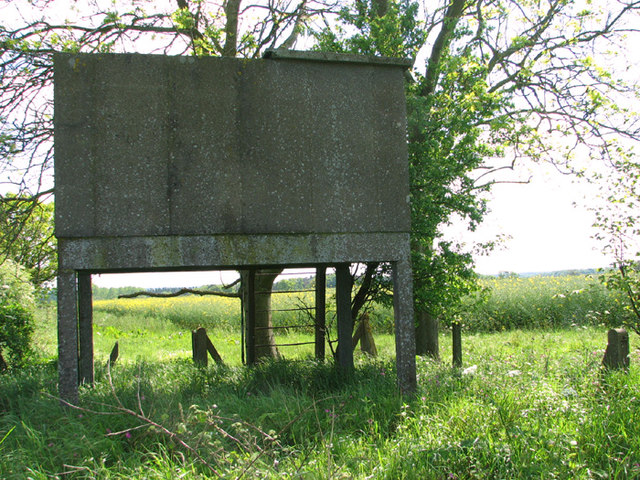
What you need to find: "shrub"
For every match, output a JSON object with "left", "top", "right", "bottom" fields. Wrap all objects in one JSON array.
[
  {"left": 0, "top": 259, "right": 35, "bottom": 308},
  {"left": 0, "top": 260, "right": 36, "bottom": 368},
  {"left": 0, "top": 302, "right": 34, "bottom": 368}
]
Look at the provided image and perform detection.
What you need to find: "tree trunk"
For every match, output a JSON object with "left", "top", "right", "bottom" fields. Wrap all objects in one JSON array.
[
  {"left": 415, "top": 310, "right": 439, "bottom": 359},
  {"left": 242, "top": 268, "right": 282, "bottom": 361},
  {"left": 223, "top": 0, "right": 242, "bottom": 57},
  {"left": 0, "top": 349, "right": 7, "bottom": 371}
]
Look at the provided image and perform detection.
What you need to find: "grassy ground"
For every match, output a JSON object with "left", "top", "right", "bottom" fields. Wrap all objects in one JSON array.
[{"left": 2, "top": 304, "right": 640, "bottom": 479}]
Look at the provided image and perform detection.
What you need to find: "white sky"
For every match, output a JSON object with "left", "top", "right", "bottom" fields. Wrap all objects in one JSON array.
[{"left": 461, "top": 167, "right": 613, "bottom": 276}]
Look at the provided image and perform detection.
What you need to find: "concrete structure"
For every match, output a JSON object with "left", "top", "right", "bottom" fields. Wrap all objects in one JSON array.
[{"left": 54, "top": 51, "right": 416, "bottom": 402}]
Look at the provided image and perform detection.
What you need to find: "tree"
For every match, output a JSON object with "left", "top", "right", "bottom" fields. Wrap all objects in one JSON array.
[
  {"left": 0, "top": 259, "right": 35, "bottom": 369},
  {"left": 592, "top": 152, "right": 640, "bottom": 334},
  {"left": 241, "top": 269, "right": 283, "bottom": 361},
  {"left": 313, "top": 0, "right": 640, "bottom": 356}
]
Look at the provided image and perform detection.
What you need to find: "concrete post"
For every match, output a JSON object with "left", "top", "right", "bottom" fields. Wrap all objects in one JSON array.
[
  {"left": 78, "top": 272, "right": 94, "bottom": 385},
  {"left": 57, "top": 269, "right": 79, "bottom": 404},
  {"left": 393, "top": 260, "right": 417, "bottom": 394},
  {"left": 335, "top": 263, "right": 354, "bottom": 372},
  {"left": 246, "top": 269, "right": 256, "bottom": 365}
]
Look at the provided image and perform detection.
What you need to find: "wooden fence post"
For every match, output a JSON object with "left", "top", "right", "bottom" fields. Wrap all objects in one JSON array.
[
  {"left": 109, "top": 341, "right": 119, "bottom": 367},
  {"left": 452, "top": 321, "right": 462, "bottom": 368},
  {"left": 192, "top": 327, "right": 224, "bottom": 366},
  {"left": 192, "top": 327, "right": 208, "bottom": 367},
  {"left": 602, "top": 328, "right": 629, "bottom": 371},
  {"left": 205, "top": 334, "right": 224, "bottom": 365}
]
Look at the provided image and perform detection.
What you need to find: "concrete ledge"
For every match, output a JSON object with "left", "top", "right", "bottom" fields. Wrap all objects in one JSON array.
[
  {"left": 58, "top": 232, "right": 411, "bottom": 271},
  {"left": 263, "top": 49, "right": 414, "bottom": 68}
]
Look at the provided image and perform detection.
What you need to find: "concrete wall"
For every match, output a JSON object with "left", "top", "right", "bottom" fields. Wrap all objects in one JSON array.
[{"left": 54, "top": 53, "right": 410, "bottom": 239}]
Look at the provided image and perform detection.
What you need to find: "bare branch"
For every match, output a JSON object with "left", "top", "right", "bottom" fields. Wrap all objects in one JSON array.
[
  {"left": 118, "top": 288, "right": 241, "bottom": 299},
  {"left": 422, "top": 0, "right": 467, "bottom": 97}
]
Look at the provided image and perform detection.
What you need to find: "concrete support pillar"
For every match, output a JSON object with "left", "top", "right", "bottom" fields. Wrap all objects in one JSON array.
[
  {"left": 335, "top": 263, "right": 353, "bottom": 372},
  {"left": 246, "top": 269, "right": 256, "bottom": 365},
  {"left": 58, "top": 269, "right": 79, "bottom": 404},
  {"left": 315, "top": 266, "right": 326, "bottom": 360},
  {"left": 393, "top": 260, "right": 417, "bottom": 394},
  {"left": 78, "top": 272, "right": 94, "bottom": 385}
]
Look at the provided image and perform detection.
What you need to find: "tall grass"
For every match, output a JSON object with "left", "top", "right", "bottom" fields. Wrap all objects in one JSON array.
[
  {"left": 2, "top": 321, "right": 639, "bottom": 479},
  {"left": 5, "top": 274, "right": 636, "bottom": 477},
  {"left": 94, "top": 274, "right": 629, "bottom": 336},
  {"left": 94, "top": 294, "right": 243, "bottom": 331},
  {"left": 93, "top": 290, "right": 396, "bottom": 345},
  {"left": 465, "top": 274, "right": 631, "bottom": 332}
]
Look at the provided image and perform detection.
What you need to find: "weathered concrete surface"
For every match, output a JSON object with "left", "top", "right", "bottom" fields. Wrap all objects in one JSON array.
[
  {"left": 54, "top": 53, "right": 410, "bottom": 238},
  {"left": 54, "top": 52, "right": 417, "bottom": 400},
  {"left": 57, "top": 270, "right": 79, "bottom": 405},
  {"left": 58, "top": 232, "right": 411, "bottom": 271},
  {"left": 393, "top": 259, "right": 417, "bottom": 394}
]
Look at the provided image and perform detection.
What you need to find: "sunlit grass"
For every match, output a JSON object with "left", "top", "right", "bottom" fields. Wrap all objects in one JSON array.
[
  {"left": 10, "top": 275, "right": 638, "bottom": 478},
  {"left": 4, "top": 315, "right": 640, "bottom": 479}
]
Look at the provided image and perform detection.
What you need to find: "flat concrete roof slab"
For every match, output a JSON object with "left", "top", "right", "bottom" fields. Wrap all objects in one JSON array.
[{"left": 54, "top": 53, "right": 411, "bottom": 240}]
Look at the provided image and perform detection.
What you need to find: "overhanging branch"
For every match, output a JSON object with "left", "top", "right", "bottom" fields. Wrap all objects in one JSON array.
[{"left": 118, "top": 288, "right": 240, "bottom": 299}]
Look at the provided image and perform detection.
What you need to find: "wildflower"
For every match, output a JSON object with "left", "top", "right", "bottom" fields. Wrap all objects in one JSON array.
[
  {"left": 462, "top": 365, "right": 478, "bottom": 376},
  {"left": 125, "top": 432, "right": 132, "bottom": 439}
]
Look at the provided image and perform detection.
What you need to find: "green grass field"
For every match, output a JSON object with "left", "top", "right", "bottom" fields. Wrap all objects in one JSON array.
[{"left": 2, "top": 274, "right": 640, "bottom": 478}]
